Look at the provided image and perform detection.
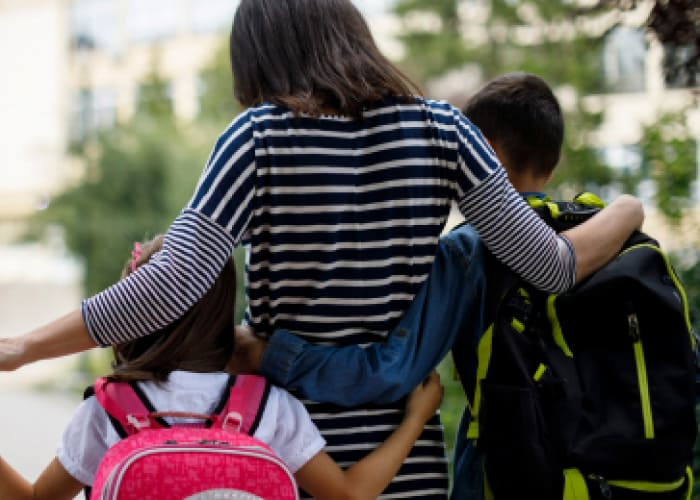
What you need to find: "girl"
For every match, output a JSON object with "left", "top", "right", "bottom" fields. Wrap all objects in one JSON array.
[
  {"left": 1, "top": 0, "right": 643, "bottom": 496},
  {"left": 0, "top": 236, "right": 444, "bottom": 500}
]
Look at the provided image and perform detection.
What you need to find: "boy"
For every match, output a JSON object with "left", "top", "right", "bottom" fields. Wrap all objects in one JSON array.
[{"left": 235, "top": 72, "right": 565, "bottom": 498}]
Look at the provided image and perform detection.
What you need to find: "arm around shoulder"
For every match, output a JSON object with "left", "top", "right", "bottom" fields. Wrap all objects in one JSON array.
[
  {"left": 0, "top": 309, "right": 96, "bottom": 371},
  {"left": 562, "top": 194, "right": 644, "bottom": 283},
  {"left": 294, "top": 372, "right": 444, "bottom": 499}
]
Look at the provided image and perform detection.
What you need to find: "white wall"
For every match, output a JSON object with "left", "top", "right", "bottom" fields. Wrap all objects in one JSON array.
[{"left": 0, "top": 0, "right": 68, "bottom": 218}]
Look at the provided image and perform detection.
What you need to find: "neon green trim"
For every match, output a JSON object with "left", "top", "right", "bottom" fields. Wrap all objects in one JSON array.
[
  {"left": 467, "top": 324, "right": 494, "bottom": 440},
  {"left": 526, "top": 196, "right": 546, "bottom": 209},
  {"left": 546, "top": 295, "right": 573, "bottom": 358},
  {"left": 484, "top": 464, "right": 495, "bottom": 500},
  {"left": 573, "top": 192, "right": 606, "bottom": 208},
  {"left": 563, "top": 468, "right": 590, "bottom": 500},
  {"left": 621, "top": 243, "right": 695, "bottom": 350},
  {"left": 685, "top": 466, "right": 693, "bottom": 500},
  {"left": 533, "top": 363, "right": 547, "bottom": 381},
  {"left": 632, "top": 331, "right": 654, "bottom": 439},
  {"left": 518, "top": 287, "right": 530, "bottom": 299},
  {"left": 607, "top": 472, "right": 686, "bottom": 492},
  {"left": 511, "top": 318, "right": 525, "bottom": 334},
  {"left": 546, "top": 201, "right": 561, "bottom": 218}
]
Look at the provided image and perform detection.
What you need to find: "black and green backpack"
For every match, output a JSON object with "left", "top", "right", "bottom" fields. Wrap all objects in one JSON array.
[{"left": 463, "top": 194, "right": 697, "bottom": 500}]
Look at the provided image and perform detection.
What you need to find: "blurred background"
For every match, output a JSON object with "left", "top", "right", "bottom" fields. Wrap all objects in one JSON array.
[{"left": 1, "top": 0, "right": 699, "bottom": 494}]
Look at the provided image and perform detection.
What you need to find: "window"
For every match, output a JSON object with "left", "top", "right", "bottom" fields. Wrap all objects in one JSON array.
[
  {"left": 602, "top": 27, "right": 646, "bottom": 93},
  {"left": 127, "top": 0, "right": 181, "bottom": 43},
  {"left": 600, "top": 144, "right": 642, "bottom": 174},
  {"left": 353, "top": 0, "right": 392, "bottom": 17},
  {"left": 664, "top": 45, "right": 700, "bottom": 88},
  {"left": 70, "top": 87, "right": 117, "bottom": 142},
  {"left": 191, "top": 0, "right": 239, "bottom": 34},
  {"left": 70, "top": 0, "right": 119, "bottom": 53}
]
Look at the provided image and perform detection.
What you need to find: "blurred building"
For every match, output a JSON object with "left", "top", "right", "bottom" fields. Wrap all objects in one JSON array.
[
  {"left": 0, "top": 0, "right": 239, "bottom": 376},
  {"left": 0, "top": 0, "right": 400, "bottom": 367},
  {"left": 437, "top": 3, "right": 700, "bottom": 237}
]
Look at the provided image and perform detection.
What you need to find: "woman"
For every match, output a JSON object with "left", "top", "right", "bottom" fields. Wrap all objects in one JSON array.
[{"left": 1, "top": 0, "right": 643, "bottom": 497}]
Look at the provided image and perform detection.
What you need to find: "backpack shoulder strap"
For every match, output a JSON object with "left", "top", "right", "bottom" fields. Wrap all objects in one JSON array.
[
  {"left": 93, "top": 377, "right": 167, "bottom": 436},
  {"left": 214, "top": 374, "right": 270, "bottom": 435}
]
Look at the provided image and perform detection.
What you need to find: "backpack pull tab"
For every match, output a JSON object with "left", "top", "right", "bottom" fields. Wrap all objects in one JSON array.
[
  {"left": 126, "top": 414, "right": 151, "bottom": 432},
  {"left": 589, "top": 474, "right": 612, "bottom": 499},
  {"left": 627, "top": 313, "right": 641, "bottom": 342},
  {"left": 222, "top": 411, "right": 244, "bottom": 432}
]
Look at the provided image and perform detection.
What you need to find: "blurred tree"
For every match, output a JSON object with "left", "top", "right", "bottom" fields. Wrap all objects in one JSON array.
[
  {"left": 393, "top": 0, "right": 612, "bottom": 194},
  {"left": 393, "top": 0, "right": 700, "bottom": 469},
  {"left": 27, "top": 49, "right": 247, "bottom": 320},
  {"left": 647, "top": 0, "right": 700, "bottom": 87}
]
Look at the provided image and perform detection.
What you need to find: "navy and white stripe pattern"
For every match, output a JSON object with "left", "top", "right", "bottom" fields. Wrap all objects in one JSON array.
[
  {"left": 82, "top": 210, "right": 234, "bottom": 345},
  {"left": 82, "top": 97, "right": 575, "bottom": 498}
]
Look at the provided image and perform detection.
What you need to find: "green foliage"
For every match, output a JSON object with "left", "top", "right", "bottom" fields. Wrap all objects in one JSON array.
[
  {"left": 393, "top": 0, "right": 700, "bottom": 479},
  {"left": 393, "top": 0, "right": 612, "bottom": 196},
  {"left": 27, "top": 51, "right": 240, "bottom": 297},
  {"left": 616, "top": 111, "right": 697, "bottom": 223},
  {"left": 642, "top": 114, "right": 697, "bottom": 223},
  {"left": 29, "top": 98, "right": 202, "bottom": 295},
  {"left": 197, "top": 43, "right": 240, "bottom": 128},
  {"left": 436, "top": 356, "right": 467, "bottom": 464}
]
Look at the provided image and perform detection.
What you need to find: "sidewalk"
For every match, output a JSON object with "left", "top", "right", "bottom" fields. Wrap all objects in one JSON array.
[{"left": 0, "top": 388, "right": 81, "bottom": 486}]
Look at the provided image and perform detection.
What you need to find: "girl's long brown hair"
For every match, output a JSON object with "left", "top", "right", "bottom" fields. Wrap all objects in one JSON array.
[
  {"left": 230, "top": 0, "right": 422, "bottom": 118},
  {"left": 108, "top": 235, "right": 236, "bottom": 383}
]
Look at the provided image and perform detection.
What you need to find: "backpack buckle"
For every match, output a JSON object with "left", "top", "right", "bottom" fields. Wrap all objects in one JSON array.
[
  {"left": 222, "top": 411, "right": 243, "bottom": 432},
  {"left": 126, "top": 414, "right": 151, "bottom": 431}
]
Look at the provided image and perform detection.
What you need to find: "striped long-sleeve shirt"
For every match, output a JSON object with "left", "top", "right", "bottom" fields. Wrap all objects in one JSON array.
[
  {"left": 82, "top": 97, "right": 575, "bottom": 498},
  {"left": 83, "top": 98, "right": 574, "bottom": 347}
]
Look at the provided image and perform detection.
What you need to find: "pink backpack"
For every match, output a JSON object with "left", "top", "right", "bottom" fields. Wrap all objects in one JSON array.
[{"left": 88, "top": 374, "right": 299, "bottom": 500}]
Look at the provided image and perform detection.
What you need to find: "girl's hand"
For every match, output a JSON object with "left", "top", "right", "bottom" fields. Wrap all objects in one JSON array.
[
  {"left": 405, "top": 371, "right": 443, "bottom": 424},
  {"left": 229, "top": 326, "right": 267, "bottom": 374},
  {"left": 0, "top": 337, "right": 25, "bottom": 371}
]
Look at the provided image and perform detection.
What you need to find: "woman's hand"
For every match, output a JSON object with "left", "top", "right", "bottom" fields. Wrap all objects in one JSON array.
[
  {"left": 0, "top": 337, "right": 26, "bottom": 371},
  {"left": 405, "top": 371, "right": 444, "bottom": 424}
]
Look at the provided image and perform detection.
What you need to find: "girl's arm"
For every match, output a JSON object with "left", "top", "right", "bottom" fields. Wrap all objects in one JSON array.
[
  {"left": 294, "top": 372, "right": 444, "bottom": 500},
  {"left": 0, "top": 456, "right": 83, "bottom": 500}
]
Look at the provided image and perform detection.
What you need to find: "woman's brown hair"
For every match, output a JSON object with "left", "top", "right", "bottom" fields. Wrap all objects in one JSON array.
[
  {"left": 108, "top": 235, "right": 236, "bottom": 382},
  {"left": 229, "top": 0, "right": 421, "bottom": 118}
]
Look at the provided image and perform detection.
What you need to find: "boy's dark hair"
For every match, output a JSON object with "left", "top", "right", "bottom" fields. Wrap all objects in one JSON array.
[
  {"left": 230, "top": 0, "right": 421, "bottom": 118},
  {"left": 108, "top": 235, "right": 236, "bottom": 382},
  {"left": 463, "top": 73, "right": 564, "bottom": 178}
]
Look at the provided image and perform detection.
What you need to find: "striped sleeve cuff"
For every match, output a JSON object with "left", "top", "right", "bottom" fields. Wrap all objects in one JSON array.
[
  {"left": 459, "top": 168, "right": 577, "bottom": 294},
  {"left": 82, "top": 209, "right": 235, "bottom": 346}
]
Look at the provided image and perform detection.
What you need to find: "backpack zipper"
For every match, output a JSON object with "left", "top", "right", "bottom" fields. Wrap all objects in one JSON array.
[
  {"left": 588, "top": 467, "right": 691, "bottom": 494},
  {"left": 620, "top": 243, "right": 695, "bottom": 350},
  {"left": 628, "top": 312, "right": 654, "bottom": 439},
  {"left": 102, "top": 443, "right": 298, "bottom": 500}
]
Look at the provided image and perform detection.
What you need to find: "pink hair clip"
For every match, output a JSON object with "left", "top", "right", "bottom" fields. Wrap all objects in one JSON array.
[{"left": 130, "top": 242, "right": 143, "bottom": 272}]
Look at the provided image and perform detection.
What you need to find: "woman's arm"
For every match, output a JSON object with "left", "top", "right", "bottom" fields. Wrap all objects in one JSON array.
[
  {"left": 0, "top": 456, "right": 83, "bottom": 500},
  {"left": 452, "top": 110, "right": 643, "bottom": 292},
  {"left": 0, "top": 113, "right": 256, "bottom": 371},
  {"left": 294, "top": 372, "right": 444, "bottom": 500}
]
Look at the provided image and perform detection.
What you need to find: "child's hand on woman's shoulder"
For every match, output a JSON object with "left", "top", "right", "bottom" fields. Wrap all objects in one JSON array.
[
  {"left": 405, "top": 371, "right": 444, "bottom": 424},
  {"left": 229, "top": 326, "right": 267, "bottom": 374}
]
